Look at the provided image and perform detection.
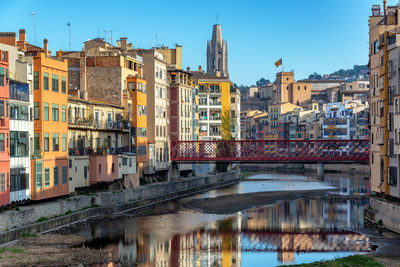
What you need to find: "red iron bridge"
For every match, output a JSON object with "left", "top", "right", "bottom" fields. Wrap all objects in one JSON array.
[{"left": 171, "top": 140, "right": 369, "bottom": 164}]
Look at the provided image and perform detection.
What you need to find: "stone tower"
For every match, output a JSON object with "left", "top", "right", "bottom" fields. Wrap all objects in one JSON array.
[{"left": 207, "top": 24, "right": 228, "bottom": 77}]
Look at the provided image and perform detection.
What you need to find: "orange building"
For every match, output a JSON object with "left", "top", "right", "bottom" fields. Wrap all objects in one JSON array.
[
  {"left": 29, "top": 39, "right": 69, "bottom": 200},
  {"left": 128, "top": 72, "right": 148, "bottom": 177},
  {"left": 0, "top": 47, "right": 10, "bottom": 206}
]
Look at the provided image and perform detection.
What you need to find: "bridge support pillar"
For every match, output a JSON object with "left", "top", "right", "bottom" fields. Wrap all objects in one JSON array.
[
  {"left": 170, "top": 162, "right": 180, "bottom": 181},
  {"left": 317, "top": 163, "right": 324, "bottom": 179}
]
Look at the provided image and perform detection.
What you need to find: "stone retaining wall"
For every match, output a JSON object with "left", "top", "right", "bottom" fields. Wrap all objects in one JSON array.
[
  {"left": 0, "top": 171, "right": 240, "bottom": 244},
  {"left": 369, "top": 197, "right": 400, "bottom": 234}
]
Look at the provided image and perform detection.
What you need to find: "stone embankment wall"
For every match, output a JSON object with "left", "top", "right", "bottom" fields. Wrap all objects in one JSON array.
[
  {"left": 365, "top": 197, "right": 400, "bottom": 234},
  {"left": 240, "top": 163, "right": 369, "bottom": 175},
  {"left": 0, "top": 171, "right": 240, "bottom": 244}
]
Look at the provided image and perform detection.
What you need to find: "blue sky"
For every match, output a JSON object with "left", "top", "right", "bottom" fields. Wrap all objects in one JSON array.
[{"left": 0, "top": 0, "right": 388, "bottom": 85}]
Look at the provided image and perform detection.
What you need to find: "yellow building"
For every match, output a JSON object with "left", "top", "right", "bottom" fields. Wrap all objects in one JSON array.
[
  {"left": 268, "top": 102, "right": 302, "bottom": 137},
  {"left": 369, "top": 3, "right": 400, "bottom": 195},
  {"left": 127, "top": 70, "right": 148, "bottom": 178},
  {"left": 191, "top": 66, "right": 234, "bottom": 140},
  {"left": 273, "top": 72, "right": 311, "bottom": 108},
  {"left": 29, "top": 40, "right": 69, "bottom": 200}
]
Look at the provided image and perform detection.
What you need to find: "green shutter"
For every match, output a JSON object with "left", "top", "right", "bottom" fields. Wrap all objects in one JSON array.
[{"left": 0, "top": 67, "right": 4, "bottom": 75}]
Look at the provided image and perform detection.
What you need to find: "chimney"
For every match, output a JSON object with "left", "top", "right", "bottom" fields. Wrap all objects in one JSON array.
[
  {"left": 198, "top": 65, "right": 202, "bottom": 72},
  {"left": 19, "top": 29, "right": 26, "bottom": 43},
  {"left": 44, "top": 38, "right": 48, "bottom": 56},
  {"left": 120, "top": 37, "right": 127, "bottom": 54},
  {"left": 384, "top": 0, "right": 387, "bottom": 23},
  {"left": 80, "top": 51, "right": 88, "bottom": 100},
  {"left": 186, "top": 67, "right": 190, "bottom": 72}
]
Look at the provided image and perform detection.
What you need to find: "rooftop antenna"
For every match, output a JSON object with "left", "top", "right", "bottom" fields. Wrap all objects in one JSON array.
[
  {"left": 103, "top": 30, "right": 107, "bottom": 41},
  {"left": 30, "top": 12, "right": 36, "bottom": 45},
  {"left": 67, "top": 22, "right": 71, "bottom": 50},
  {"left": 155, "top": 33, "right": 158, "bottom": 47},
  {"left": 216, "top": 14, "right": 219, "bottom": 24},
  {"left": 107, "top": 30, "right": 119, "bottom": 44}
]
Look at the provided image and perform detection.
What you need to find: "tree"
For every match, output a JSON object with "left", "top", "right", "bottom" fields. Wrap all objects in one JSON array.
[
  {"left": 256, "top": 78, "right": 270, "bottom": 87},
  {"left": 308, "top": 72, "right": 322, "bottom": 80}
]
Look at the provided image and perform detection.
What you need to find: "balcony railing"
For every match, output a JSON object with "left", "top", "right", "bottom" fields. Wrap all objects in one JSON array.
[
  {"left": 69, "top": 146, "right": 130, "bottom": 156},
  {"left": 69, "top": 118, "right": 130, "bottom": 131}
]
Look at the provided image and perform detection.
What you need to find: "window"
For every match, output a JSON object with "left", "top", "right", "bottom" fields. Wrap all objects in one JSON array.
[
  {"left": 54, "top": 166, "right": 59, "bottom": 186},
  {"left": 34, "top": 102, "right": 39, "bottom": 120},
  {"left": 0, "top": 173, "right": 5, "bottom": 193},
  {"left": 52, "top": 74, "right": 59, "bottom": 92},
  {"left": 137, "top": 127, "right": 147, "bottom": 137},
  {"left": 10, "top": 103, "right": 29, "bottom": 121},
  {"left": 389, "top": 167, "right": 398, "bottom": 186},
  {"left": 43, "top": 72, "right": 49, "bottom": 90},
  {"left": 44, "top": 103, "right": 49, "bottom": 121},
  {"left": 0, "top": 100, "right": 3, "bottom": 118},
  {"left": 52, "top": 133, "right": 59, "bottom": 151},
  {"left": 61, "top": 77, "right": 66, "bottom": 93},
  {"left": 138, "top": 146, "right": 146, "bottom": 155},
  {"left": 62, "top": 134, "right": 66, "bottom": 151},
  {"left": 34, "top": 161, "right": 42, "bottom": 188},
  {"left": 112, "top": 163, "right": 115, "bottom": 173},
  {"left": 44, "top": 168, "right": 50, "bottom": 187},
  {"left": 52, "top": 104, "right": 59, "bottom": 121},
  {"left": 10, "top": 131, "right": 29, "bottom": 157},
  {"left": 44, "top": 133, "right": 49, "bottom": 151},
  {"left": 99, "top": 164, "right": 101, "bottom": 174},
  {"left": 10, "top": 168, "right": 28, "bottom": 192},
  {"left": 374, "top": 40, "right": 379, "bottom": 54},
  {"left": 62, "top": 166, "right": 67, "bottom": 184},
  {"left": 0, "top": 134, "right": 4, "bottom": 152},
  {"left": 34, "top": 72, "right": 39, "bottom": 89},
  {"left": 128, "top": 82, "right": 135, "bottom": 91},
  {"left": 34, "top": 133, "right": 40, "bottom": 157},
  {"left": 61, "top": 105, "right": 66, "bottom": 122}
]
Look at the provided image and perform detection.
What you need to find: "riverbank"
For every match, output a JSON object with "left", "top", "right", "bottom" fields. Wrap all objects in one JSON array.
[
  {"left": 278, "top": 254, "right": 400, "bottom": 267},
  {"left": 0, "top": 171, "right": 240, "bottom": 245},
  {"left": 187, "top": 188, "right": 338, "bottom": 214},
  {"left": 240, "top": 163, "right": 369, "bottom": 175}
]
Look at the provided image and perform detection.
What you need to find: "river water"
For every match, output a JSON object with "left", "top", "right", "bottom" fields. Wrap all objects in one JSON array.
[{"left": 66, "top": 172, "right": 371, "bottom": 266}]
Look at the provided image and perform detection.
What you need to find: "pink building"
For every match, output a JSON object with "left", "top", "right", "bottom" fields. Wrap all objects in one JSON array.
[{"left": 89, "top": 155, "right": 119, "bottom": 184}]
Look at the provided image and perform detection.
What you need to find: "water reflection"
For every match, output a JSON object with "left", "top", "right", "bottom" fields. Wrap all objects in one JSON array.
[{"left": 81, "top": 199, "right": 369, "bottom": 266}]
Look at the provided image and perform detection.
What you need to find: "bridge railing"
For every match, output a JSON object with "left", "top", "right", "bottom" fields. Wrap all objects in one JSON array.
[{"left": 171, "top": 140, "right": 369, "bottom": 163}]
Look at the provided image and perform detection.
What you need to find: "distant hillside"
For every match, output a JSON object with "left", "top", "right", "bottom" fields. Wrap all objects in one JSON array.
[
  {"left": 308, "top": 65, "right": 368, "bottom": 81},
  {"left": 234, "top": 65, "right": 368, "bottom": 92}
]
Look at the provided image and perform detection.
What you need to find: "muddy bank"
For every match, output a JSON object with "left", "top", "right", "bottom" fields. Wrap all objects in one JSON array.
[
  {"left": 0, "top": 234, "right": 118, "bottom": 266},
  {"left": 187, "top": 189, "right": 336, "bottom": 214}
]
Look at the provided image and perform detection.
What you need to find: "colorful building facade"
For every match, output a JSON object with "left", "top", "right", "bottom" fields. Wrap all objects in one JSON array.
[
  {"left": 30, "top": 40, "right": 69, "bottom": 200},
  {"left": 0, "top": 47, "right": 10, "bottom": 206}
]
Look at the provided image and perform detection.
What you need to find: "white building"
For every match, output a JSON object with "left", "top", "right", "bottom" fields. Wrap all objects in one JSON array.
[
  {"left": 323, "top": 100, "right": 368, "bottom": 140},
  {"left": 0, "top": 42, "right": 33, "bottom": 202}
]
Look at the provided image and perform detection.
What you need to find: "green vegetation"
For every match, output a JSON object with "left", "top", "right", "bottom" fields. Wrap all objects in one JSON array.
[
  {"left": 241, "top": 171, "right": 255, "bottom": 179},
  {"left": 15, "top": 206, "right": 20, "bottom": 211},
  {"left": 35, "top": 217, "right": 49, "bottom": 223},
  {"left": 20, "top": 232, "right": 37, "bottom": 238},
  {"left": 377, "top": 219, "right": 383, "bottom": 226},
  {"left": 64, "top": 210, "right": 73, "bottom": 215},
  {"left": 0, "top": 248, "right": 24, "bottom": 254},
  {"left": 278, "top": 255, "right": 384, "bottom": 267}
]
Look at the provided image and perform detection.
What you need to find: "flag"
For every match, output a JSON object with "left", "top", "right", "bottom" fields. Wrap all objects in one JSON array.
[{"left": 275, "top": 58, "right": 283, "bottom": 68}]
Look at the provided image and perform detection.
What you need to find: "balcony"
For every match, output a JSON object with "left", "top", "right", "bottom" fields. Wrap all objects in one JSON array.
[
  {"left": 69, "top": 118, "right": 130, "bottom": 132},
  {"left": 69, "top": 146, "right": 129, "bottom": 156}
]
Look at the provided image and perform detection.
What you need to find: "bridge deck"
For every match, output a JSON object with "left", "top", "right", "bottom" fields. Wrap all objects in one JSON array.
[{"left": 171, "top": 140, "right": 369, "bottom": 163}]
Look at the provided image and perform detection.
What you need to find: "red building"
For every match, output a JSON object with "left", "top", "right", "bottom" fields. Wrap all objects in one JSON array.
[{"left": 0, "top": 48, "right": 10, "bottom": 206}]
